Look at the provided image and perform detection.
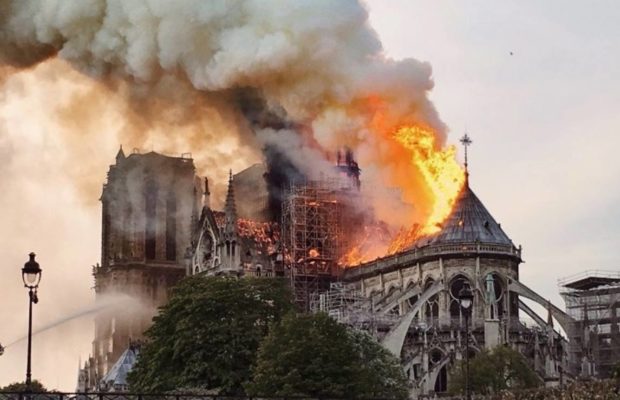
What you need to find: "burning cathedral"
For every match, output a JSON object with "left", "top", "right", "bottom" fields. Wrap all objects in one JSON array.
[{"left": 78, "top": 136, "right": 577, "bottom": 398}]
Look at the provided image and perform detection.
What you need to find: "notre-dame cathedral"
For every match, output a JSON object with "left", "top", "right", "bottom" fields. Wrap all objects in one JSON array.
[{"left": 79, "top": 146, "right": 580, "bottom": 398}]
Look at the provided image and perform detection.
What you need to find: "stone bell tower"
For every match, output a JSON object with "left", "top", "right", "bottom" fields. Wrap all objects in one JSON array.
[{"left": 86, "top": 148, "right": 201, "bottom": 381}]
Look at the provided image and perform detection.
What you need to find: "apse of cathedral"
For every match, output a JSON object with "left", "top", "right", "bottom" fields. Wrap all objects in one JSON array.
[
  {"left": 337, "top": 175, "right": 568, "bottom": 395},
  {"left": 80, "top": 145, "right": 576, "bottom": 397}
]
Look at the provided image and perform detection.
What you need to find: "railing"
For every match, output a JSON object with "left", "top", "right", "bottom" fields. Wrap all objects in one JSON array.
[
  {"left": 343, "top": 242, "right": 521, "bottom": 281},
  {"left": 408, "top": 317, "right": 487, "bottom": 331},
  {"left": 94, "top": 259, "right": 185, "bottom": 274},
  {"left": 0, "top": 394, "right": 400, "bottom": 400}
]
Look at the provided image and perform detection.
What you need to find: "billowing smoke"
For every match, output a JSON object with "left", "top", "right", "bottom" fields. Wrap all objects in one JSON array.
[
  {"left": 0, "top": 0, "right": 465, "bottom": 389},
  {"left": 0, "top": 0, "right": 447, "bottom": 224}
]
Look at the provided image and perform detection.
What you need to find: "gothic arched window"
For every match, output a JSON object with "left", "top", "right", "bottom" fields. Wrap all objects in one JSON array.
[
  {"left": 424, "top": 278, "right": 439, "bottom": 320},
  {"left": 449, "top": 275, "right": 473, "bottom": 320}
]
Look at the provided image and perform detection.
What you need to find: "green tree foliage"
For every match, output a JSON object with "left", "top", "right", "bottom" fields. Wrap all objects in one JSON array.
[
  {"left": 611, "top": 361, "right": 620, "bottom": 379},
  {"left": 248, "top": 313, "right": 409, "bottom": 399},
  {"left": 0, "top": 380, "right": 47, "bottom": 392},
  {"left": 449, "top": 345, "right": 542, "bottom": 395},
  {"left": 127, "top": 275, "right": 293, "bottom": 394}
]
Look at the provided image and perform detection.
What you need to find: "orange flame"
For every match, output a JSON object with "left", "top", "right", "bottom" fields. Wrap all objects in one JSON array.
[
  {"left": 338, "top": 122, "right": 466, "bottom": 264},
  {"left": 392, "top": 125, "right": 465, "bottom": 236},
  {"left": 338, "top": 223, "right": 392, "bottom": 266}
]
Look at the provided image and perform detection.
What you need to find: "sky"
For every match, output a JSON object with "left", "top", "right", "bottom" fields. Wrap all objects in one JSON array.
[
  {"left": 1, "top": 0, "right": 620, "bottom": 391},
  {"left": 367, "top": 0, "right": 620, "bottom": 294}
]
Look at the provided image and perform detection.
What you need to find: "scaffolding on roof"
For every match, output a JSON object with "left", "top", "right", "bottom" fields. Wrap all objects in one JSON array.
[{"left": 281, "top": 178, "right": 356, "bottom": 311}]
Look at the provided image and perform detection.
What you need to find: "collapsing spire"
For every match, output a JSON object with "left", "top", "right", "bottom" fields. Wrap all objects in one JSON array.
[{"left": 224, "top": 170, "right": 237, "bottom": 234}]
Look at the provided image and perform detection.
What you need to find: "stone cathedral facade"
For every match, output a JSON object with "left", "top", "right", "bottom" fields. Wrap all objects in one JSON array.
[{"left": 79, "top": 147, "right": 576, "bottom": 397}]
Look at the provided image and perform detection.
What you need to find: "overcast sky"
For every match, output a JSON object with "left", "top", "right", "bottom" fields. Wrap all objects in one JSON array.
[
  {"left": 1, "top": 0, "right": 619, "bottom": 391},
  {"left": 367, "top": 0, "right": 620, "bottom": 301}
]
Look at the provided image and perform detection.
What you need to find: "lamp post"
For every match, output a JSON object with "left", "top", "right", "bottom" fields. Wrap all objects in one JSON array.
[
  {"left": 22, "top": 252, "right": 42, "bottom": 393},
  {"left": 459, "top": 285, "right": 474, "bottom": 400}
]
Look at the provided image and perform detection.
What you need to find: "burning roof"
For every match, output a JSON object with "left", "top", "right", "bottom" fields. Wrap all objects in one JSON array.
[
  {"left": 399, "top": 179, "right": 513, "bottom": 249},
  {"left": 213, "top": 211, "right": 280, "bottom": 256}
]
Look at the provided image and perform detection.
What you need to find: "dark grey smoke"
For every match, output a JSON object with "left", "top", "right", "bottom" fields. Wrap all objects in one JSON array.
[{"left": 236, "top": 89, "right": 306, "bottom": 220}]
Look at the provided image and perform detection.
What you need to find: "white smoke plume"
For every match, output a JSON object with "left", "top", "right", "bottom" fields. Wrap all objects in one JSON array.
[{"left": 0, "top": 0, "right": 446, "bottom": 223}]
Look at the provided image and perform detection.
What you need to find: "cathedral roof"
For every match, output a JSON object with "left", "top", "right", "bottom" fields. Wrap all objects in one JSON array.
[
  {"left": 416, "top": 179, "right": 513, "bottom": 247},
  {"left": 100, "top": 346, "right": 138, "bottom": 389}
]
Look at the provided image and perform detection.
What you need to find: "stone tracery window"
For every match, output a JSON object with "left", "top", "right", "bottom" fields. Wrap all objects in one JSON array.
[
  {"left": 449, "top": 275, "right": 473, "bottom": 320},
  {"left": 430, "top": 347, "right": 444, "bottom": 365},
  {"left": 424, "top": 278, "right": 439, "bottom": 320},
  {"left": 407, "top": 294, "right": 420, "bottom": 309},
  {"left": 430, "top": 348, "right": 447, "bottom": 392}
]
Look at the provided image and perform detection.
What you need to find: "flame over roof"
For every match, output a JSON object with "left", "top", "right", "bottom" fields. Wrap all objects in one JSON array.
[{"left": 411, "top": 180, "right": 513, "bottom": 248}]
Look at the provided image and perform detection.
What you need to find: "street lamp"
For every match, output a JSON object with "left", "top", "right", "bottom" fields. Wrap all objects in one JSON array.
[
  {"left": 22, "top": 252, "right": 42, "bottom": 393},
  {"left": 459, "top": 284, "right": 474, "bottom": 400}
]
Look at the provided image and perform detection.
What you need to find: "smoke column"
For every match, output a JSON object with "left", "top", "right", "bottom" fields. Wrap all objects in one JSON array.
[{"left": 0, "top": 0, "right": 451, "bottom": 226}]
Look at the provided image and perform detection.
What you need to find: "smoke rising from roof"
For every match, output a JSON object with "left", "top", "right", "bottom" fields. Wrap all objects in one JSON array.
[{"left": 0, "top": 0, "right": 446, "bottom": 225}]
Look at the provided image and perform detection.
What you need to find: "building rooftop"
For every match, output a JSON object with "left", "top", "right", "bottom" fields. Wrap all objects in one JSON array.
[
  {"left": 413, "top": 181, "right": 513, "bottom": 248},
  {"left": 559, "top": 270, "right": 620, "bottom": 291}
]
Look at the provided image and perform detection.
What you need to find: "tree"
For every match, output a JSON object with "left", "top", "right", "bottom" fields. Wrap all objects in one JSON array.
[
  {"left": 449, "top": 345, "right": 542, "bottom": 395},
  {"left": 611, "top": 361, "right": 620, "bottom": 379},
  {"left": 0, "top": 379, "right": 48, "bottom": 400},
  {"left": 127, "top": 275, "right": 293, "bottom": 394},
  {"left": 0, "top": 381, "right": 47, "bottom": 392},
  {"left": 350, "top": 330, "right": 411, "bottom": 399},
  {"left": 248, "top": 313, "right": 409, "bottom": 399}
]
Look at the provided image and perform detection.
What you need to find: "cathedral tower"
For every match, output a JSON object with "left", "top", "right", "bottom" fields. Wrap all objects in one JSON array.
[{"left": 88, "top": 149, "right": 201, "bottom": 380}]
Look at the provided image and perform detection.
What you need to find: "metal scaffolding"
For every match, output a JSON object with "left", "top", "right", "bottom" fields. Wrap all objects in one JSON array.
[
  {"left": 309, "top": 282, "right": 400, "bottom": 335},
  {"left": 559, "top": 270, "right": 620, "bottom": 378},
  {"left": 281, "top": 179, "right": 353, "bottom": 311},
  {"left": 310, "top": 283, "right": 373, "bottom": 326}
]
